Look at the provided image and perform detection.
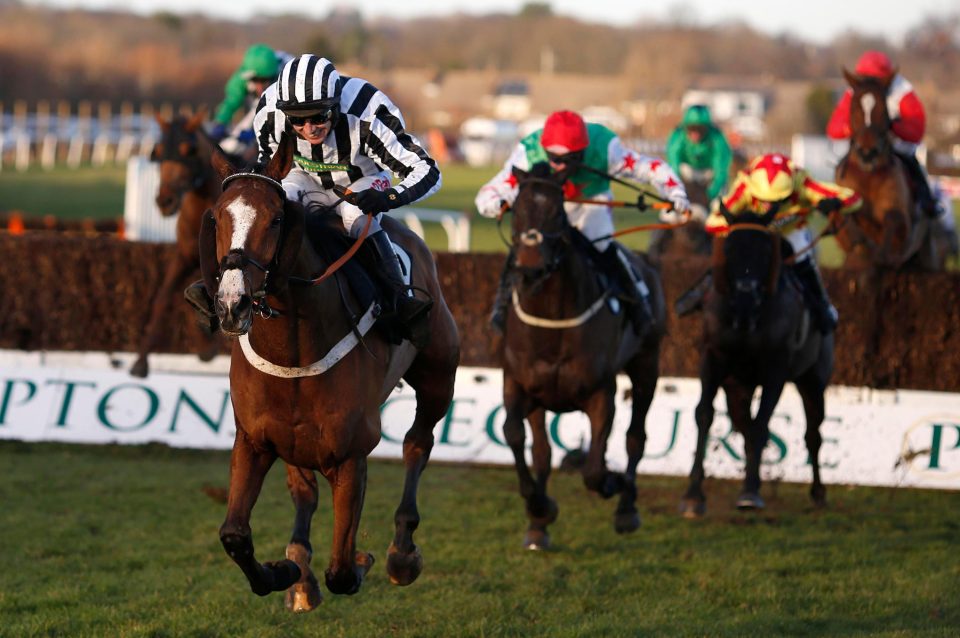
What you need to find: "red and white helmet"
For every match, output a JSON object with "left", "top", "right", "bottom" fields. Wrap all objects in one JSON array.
[
  {"left": 854, "top": 50, "right": 894, "bottom": 80},
  {"left": 744, "top": 153, "right": 796, "bottom": 202},
  {"left": 541, "top": 111, "right": 589, "bottom": 154}
]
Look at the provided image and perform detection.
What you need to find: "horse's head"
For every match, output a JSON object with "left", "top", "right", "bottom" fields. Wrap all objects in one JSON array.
[
  {"left": 712, "top": 204, "right": 781, "bottom": 332},
  {"left": 205, "top": 132, "right": 304, "bottom": 336},
  {"left": 844, "top": 68, "right": 895, "bottom": 172},
  {"left": 151, "top": 110, "right": 211, "bottom": 216},
  {"left": 510, "top": 162, "right": 570, "bottom": 279}
]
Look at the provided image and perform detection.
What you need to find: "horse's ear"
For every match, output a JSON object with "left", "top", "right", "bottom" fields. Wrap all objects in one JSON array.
[
  {"left": 760, "top": 200, "right": 780, "bottom": 225},
  {"left": 842, "top": 67, "right": 859, "bottom": 88},
  {"left": 184, "top": 109, "right": 206, "bottom": 133},
  {"left": 211, "top": 144, "right": 237, "bottom": 184},
  {"left": 265, "top": 132, "right": 295, "bottom": 182},
  {"left": 199, "top": 208, "right": 220, "bottom": 296},
  {"left": 511, "top": 165, "right": 528, "bottom": 182},
  {"left": 719, "top": 200, "right": 735, "bottom": 225},
  {"left": 155, "top": 114, "right": 170, "bottom": 132}
]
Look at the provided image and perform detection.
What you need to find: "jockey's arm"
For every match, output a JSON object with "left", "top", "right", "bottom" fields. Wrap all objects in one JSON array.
[
  {"left": 608, "top": 136, "right": 689, "bottom": 215},
  {"left": 890, "top": 90, "right": 926, "bottom": 144},
  {"left": 707, "top": 131, "right": 733, "bottom": 201},
  {"left": 798, "top": 172, "right": 863, "bottom": 217},
  {"left": 364, "top": 117, "right": 442, "bottom": 207},
  {"left": 214, "top": 71, "right": 248, "bottom": 127},
  {"left": 826, "top": 90, "right": 853, "bottom": 140},
  {"left": 704, "top": 174, "right": 750, "bottom": 235},
  {"left": 475, "top": 144, "right": 528, "bottom": 218}
]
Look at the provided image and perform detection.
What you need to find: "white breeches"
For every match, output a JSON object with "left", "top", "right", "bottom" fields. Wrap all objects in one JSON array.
[
  {"left": 785, "top": 227, "right": 815, "bottom": 264},
  {"left": 564, "top": 198, "right": 615, "bottom": 252},
  {"left": 282, "top": 169, "right": 393, "bottom": 237}
]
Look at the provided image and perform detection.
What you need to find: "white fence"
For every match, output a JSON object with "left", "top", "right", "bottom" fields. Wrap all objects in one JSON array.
[{"left": 123, "top": 157, "right": 472, "bottom": 251}]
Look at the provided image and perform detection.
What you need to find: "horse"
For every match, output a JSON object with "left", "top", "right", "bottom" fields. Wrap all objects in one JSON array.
[
  {"left": 647, "top": 168, "right": 712, "bottom": 266},
  {"left": 834, "top": 69, "right": 951, "bottom": 271},
  {"left": 129, "top": 111, "right": 222, "bottom": 377},
  {"left": 679, "top": 208, "right": 833, "bottom": 517},
  {"left": 499, "top": 164, "right": 666, "bottom": 550},
  {"left": 203, "top": 132, "right": 459, "bottom": 610}
]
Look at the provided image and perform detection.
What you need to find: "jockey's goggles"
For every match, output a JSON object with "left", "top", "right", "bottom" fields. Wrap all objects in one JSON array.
[
  {"left": 286, "top": 109, "right": 336, "bottom": 126},
  {"left": 546, "top": 150, "right": 585, "bottom": 166}
]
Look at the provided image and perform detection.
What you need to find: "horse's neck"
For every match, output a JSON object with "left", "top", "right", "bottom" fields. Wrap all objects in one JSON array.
[{"left": 517, "top": 250, "right": 593, "bottom": 310}]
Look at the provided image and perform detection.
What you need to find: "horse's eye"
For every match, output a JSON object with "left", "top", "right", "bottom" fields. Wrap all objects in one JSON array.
[{"left": 270, "top": 216, "right": 282, "bottom": 228}]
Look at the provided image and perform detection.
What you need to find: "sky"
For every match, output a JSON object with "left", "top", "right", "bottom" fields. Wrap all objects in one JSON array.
[{"left": 23, "top": 0, "right": 958, "bottom": 45}]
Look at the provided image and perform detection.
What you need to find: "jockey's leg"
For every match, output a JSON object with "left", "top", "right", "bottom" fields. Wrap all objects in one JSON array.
[
  {"left": 602, "top": 244, "right": 651, "bottom": 336},
  {"left": 490, "top": 248, "right": 516, "bottom": 334},
  {"left": 895, "top": 150, "right": 941, "bottom": 218},
  {"left": 364, "top": 229, "right": 433, "bottom": 349},
  {"left": 792, "top": 255, "right": 837, "bottom": 334},
  {"left": 674, "top": 270, "right": 712, "bottom": 317}
]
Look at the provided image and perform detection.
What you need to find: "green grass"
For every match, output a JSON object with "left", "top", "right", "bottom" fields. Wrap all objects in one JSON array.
[{"left": 0, "top": 441, "right": 957, "bottom": 637}]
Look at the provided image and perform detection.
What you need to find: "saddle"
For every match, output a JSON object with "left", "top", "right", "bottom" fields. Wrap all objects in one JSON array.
[{"left": 303, "top": 212, "right": 412, "bottom": 345}]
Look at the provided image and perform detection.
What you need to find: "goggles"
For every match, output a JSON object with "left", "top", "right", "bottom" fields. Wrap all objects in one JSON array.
[
  {"left": 546, "top": 150, "right": 584, "bottom": 166},
  {"left": 286, "top": 109, "right": 335, "bottom": 126}
]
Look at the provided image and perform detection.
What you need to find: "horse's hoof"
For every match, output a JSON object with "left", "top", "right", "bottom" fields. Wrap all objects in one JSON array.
[
  {"left": 284, "top": 574, "right": 322, "bottom": 613},
  {"left": 614, "top": 510, "right": 641, "bottom": 534},
  {"left": 810, "top": 486, "right": 827, "bottom": 509},
  {"left": 386, "top": 542, "right": 421, "bottom": 586},
  {"left": 129, "top": 358, "right": 148, "bottom": 378},
  {"left": 262, "top": 559, "right": 301, "bottom": 593},
  {"left": 679, "top": 499, "right": 706, "bottom": 519},
  {"left": 325, "top": 553, "right": 373, "bottom": 596},
  {"left": 523, "top": 528, "right": 550, "bottom": 551},
  {"left": 736, "top": 492, "right": 766, "bottom": 510}
]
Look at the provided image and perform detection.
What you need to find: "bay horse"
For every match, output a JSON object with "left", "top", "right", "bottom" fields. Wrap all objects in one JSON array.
[
  {"left": 500, "top": 164, "right": 665, "bottom": 550},
  {"left": 834, "top": 69, "right": 949, "bottom": 271},
  {"left": 204, "top": 133, "right": 459, "bottom": 610},
  {"left": 680, "top": 208, "right": 833, "bottom": 517},
  {"left": 130, "top": 111, "right": 221, "bottom": 377}
]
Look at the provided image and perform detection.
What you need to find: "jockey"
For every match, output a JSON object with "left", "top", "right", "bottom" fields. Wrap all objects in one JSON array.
[
  {"left": 677, "top": 153, "right": 862, "bottom": 333},
  {"left": 666, "top": 104, "right": 733, "bottom": 205},
  {"left": 210, "top": 44, "right": 293, "bottom": 156},
  {"left": 475, "top": 110, "right": 689, "bottom": 334},
  {"left": 187, "top": 54, "right": 440, "bottom": 347},
  {"left": 827, "top": 50, "right": 941, "bottom": 218}
]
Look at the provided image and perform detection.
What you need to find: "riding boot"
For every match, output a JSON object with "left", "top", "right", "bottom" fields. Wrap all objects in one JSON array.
[
  {"left": 896, "top": 151, "right": 942, "bottom": 218},
  {"left": 184, "top": 280, "right": 218, "bottom": 334},
  {"left": 490, "top": 249, "right": 516, "bottom": 334},
  {"left": 603, "top": 244, "right": 651, "bottom": 336},
  {"left": 792, "top": 259, "right": 838, "bottom": 334},
  {"left": 366, "top": 230, "right": 433, "bottom": 349},
  {"left": 674, "top": 270, "right": 712, "bottom": 317}
]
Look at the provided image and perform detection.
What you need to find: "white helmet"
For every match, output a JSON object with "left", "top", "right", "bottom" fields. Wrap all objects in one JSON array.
[{"left": 276, "top": 54, "right": 341, "bottom": 115}]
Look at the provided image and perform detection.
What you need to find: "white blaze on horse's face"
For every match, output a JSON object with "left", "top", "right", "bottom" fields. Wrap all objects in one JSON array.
[
  {"left": 860, "top": 93, "right": 876, "bottom": 127},
  {"left": 217, "top": 196, "right": 259, "bottom": 308}
]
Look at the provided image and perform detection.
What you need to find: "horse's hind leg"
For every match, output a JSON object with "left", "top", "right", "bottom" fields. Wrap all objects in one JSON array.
[
  {"left": 220, "top": 428, "right": 301, "bottom": 597},
  {"left": 323, "top": 456, "right": 374, "bottom": 595},
  {"left": 283, "top": 465, "right": 322, "bottom": 612},
  {"left": 617, "top": 346, "right": 660, "bottom": 533},
  {"left": 387, "top": 358, "right": 456, "bottom": 584},
  {"left": 737, "top": 374, "right": 785, "bottom": 510},
  {"left": 795, "top": 368, "right": 829, "bottom": 508},
  {"left": 681, "top": 355, "right": 721, "bottom": 518}
]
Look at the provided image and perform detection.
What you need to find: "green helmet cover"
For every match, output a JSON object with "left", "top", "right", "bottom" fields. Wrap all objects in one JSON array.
[
  {"left": 681, "top": 104, "right": 712, "bottom": 127},
  {"left": 240, "top": 44, "right": 279, "bottom": 80}
]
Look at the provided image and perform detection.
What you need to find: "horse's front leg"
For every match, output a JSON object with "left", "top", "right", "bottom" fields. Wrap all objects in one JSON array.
[
  {"left": 580, "top": 380, "right": 623, "bottom": 500},
  {"left": 130, "top": 252, "right": 192, "bottom": 378},
  {"left": 323, "top": 456, "right": 373, "bottom": 596},
  {"left": 503, "top": 378, "right": 556, "bottom": 550},
  {"left": 220, "top": 428, "right": 301, "bottom": 596},
  {"left": 738, "top": 373, "right": 786, "bottom": 510},
  {"left": 682, "top": 354, "right": 722, "bottom": 518},
  {"left": 880, "top": 208, "right": 909, "bottom": 267},
  {"left": 283, "top": 464, "right": 322, "bottom": 612}
]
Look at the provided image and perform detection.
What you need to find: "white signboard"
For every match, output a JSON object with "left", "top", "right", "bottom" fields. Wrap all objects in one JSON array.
[{"left": 0, "top": 351, "right": 957, "bottom": 491}]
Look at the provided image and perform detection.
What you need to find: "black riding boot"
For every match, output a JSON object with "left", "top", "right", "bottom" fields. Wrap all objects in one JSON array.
[
  {"left": 490, "top": 249, "right": 515, "bottom": 334},
  {"left": 792, "top": 259, "right": 838, "bottom": 334},
  {"left": 896, "top": 151, "right": 942, "bottom": 218},
  {"left": 603, "top": 244, "right": 651, "bottom": 336},
  {"left": 184, "top": 280, "right": 218, "bottom": 334},
  {"left": 674, "top": 270, "right": 712, "bottom": 317},
  {"left": 367, "top": 230, "right": 433, "bottom": 349}
]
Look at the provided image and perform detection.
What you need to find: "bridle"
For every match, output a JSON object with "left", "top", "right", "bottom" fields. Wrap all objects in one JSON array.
[
  {"left": 510, "top": 175, "right": 572, "bottom": 281},
  {"left": 151, "top": 129, "right": 207, "bottom": 191},
  {"left": 217, "top": 172, "right": 288, "bottom": 318},
  {"left": 850, "top": 84, "right": 893, "bottom": 171}
]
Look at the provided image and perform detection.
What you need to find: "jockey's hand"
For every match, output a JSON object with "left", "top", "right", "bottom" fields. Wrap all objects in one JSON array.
[
  {"left": 209, "top": 123, "right": 228, "bottom": 142},
  {"left": 355, "top": 188, "right": 399, "bottom": 214},
  {"left": 670, "top": 193, "right": 690, "bottom": 217},
  {"left": 688, "top": 203, "right": 708, "bottom": 222},
  {"left": 236, "top": 129, "right": 255, "bottom": 145},
  {"left": 659, "top": 208, "right": 681, "bottom": 224},
  {"left": 816, "top": 197, "right": 843, "bottom": 215}
]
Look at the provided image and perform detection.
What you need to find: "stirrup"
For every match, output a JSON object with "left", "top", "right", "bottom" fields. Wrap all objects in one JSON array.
[{"left": 675, "top": 289, "right": 704, "bottom": 317}]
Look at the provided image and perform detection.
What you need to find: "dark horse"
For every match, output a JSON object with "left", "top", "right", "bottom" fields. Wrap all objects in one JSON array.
[
  {"left": 501, "top": 164, "right": 665, "bottom": 549},
  {"left": 834, "top": 69, "right": 953, "bottom": 271},
  {"left": 203, "top": 133, "right": 459, "bottom": 610},
  {"left": 680, "top": 209, "right": 833, "bottom": 516},
  {"left": 130, "top": 111, "right": 221, "bottom": 377}
]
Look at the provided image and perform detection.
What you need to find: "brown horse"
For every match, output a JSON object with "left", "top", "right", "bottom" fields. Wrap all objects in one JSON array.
[
  {"left": 204, "top": 133, "right": 459, "bottom": 610},
  {"left": 500, "top": 164, "right": 665, "bottom": 550},
  {"left": 680, "top": 209, "right": 833, "bottom": 517},
  {"left": 647, "top": 174, "right": 712, "bottom": 266},
  {"left": 834, "top": 69, "right": 949, "bottom": 270},
  {"left": 130, "top": 112, "right": 221, "bottom": 377}
]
